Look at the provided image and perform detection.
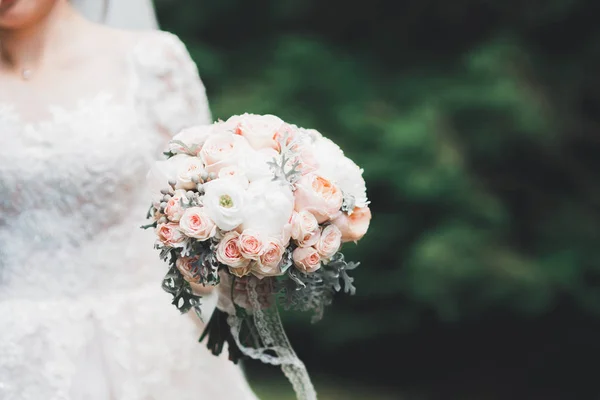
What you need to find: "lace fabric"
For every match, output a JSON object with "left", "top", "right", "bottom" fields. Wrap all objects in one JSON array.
[{"left": 0, "top": 31, "right": 256, "bottom": 399}]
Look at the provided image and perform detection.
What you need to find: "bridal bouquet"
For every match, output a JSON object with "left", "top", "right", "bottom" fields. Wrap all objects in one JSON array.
[{"left": 144, "top": 114, "right": 370, "bottom": 400}]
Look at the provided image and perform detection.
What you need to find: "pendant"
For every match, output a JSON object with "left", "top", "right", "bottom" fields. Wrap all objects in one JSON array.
[{"left": 21, "top": 68, "right": 32, "bottom": 81}]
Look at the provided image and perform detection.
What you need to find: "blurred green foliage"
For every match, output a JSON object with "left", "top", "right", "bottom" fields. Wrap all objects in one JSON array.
[{"left": 156, "top": 0, "right": 600, "bottom": 390}]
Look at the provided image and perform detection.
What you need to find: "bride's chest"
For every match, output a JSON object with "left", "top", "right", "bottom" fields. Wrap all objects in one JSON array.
[{"left": 0, "top": 95, "right": 161, "bottom": 213}]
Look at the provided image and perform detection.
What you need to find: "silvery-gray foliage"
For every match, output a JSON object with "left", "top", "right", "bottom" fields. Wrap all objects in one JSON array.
[{"left": 279, "top": 251, "right": 359, "bottom": 323}]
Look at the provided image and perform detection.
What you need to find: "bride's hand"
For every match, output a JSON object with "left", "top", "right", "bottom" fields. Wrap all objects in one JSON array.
[
  {"left": 216, "top": 270, "right": 274, "bottom": 314},
  {"left": 189, "top": 282, "right": 215, "bottom": 296}
]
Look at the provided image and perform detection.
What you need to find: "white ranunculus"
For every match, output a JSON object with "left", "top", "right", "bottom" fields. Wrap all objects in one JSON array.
[
  {"left": 202, "top": 178, "right": 246, "bottom": 231},
  {"left": 169, "top": 125, "right": 214, "bottom": 155},
  {"left": 218, "top": 165, "right": 250, "bottom": 189},
  {"left": 312, "top": 137, "right": 368, "bottom": 207},
  {"left": 242, "top": 178, "right": 294, "bottom": 241}
]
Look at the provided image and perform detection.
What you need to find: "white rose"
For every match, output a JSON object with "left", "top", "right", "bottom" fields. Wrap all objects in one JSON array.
[
  {"left": 203, "top": 178, "right": 246, "bottom": 231},
  {"left": 200, "top": 132, "right": 251, "bottom": 174},
  {"left": 218, "top": 165, "right": 249, "bottom": 189},
  {"left": 169, "top": 125, "right": 214, "bottom": 155},
  {"left": 175, "top": 155, "right": 206, "bottom": 190},
  {"left": 224, "top": 113, "right": 284, "bottom": 150},
  {"left": 329, "top": 157, "right": 368, "bottom": 208},
  {"left": 242, "top": 178, "right": 294, "bottom": 240},
  {"left": 312, "top": 137, "right": 368, "bottom": 207}
]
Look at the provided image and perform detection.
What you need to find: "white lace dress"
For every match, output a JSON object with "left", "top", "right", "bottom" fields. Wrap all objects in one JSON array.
[{"left": 0, "top": 31, "right": 258, "bottom": 400}]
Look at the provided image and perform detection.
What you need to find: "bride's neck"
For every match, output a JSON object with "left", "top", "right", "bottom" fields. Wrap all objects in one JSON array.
[{"left": 0, "top": 1, "right": 83, "bottom": 72}]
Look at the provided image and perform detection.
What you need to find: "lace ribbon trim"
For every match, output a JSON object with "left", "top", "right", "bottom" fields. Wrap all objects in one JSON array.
[{"left": 227, "top": 279, "right": 317, "bottom": 400}]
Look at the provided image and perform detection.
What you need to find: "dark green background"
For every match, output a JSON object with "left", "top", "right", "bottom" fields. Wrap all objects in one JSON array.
[{"left": 155, "top": 1, "right": 600, "bottom": 398}]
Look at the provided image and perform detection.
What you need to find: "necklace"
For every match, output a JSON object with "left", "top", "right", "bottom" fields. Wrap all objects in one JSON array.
[{"left": 21, "top": 68, "right": 33, "bottom": 81}]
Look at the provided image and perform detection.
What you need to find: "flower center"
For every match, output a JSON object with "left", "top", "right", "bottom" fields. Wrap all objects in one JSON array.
[{"left": 219, "top": 194, "right": 234, "bottom": 208}]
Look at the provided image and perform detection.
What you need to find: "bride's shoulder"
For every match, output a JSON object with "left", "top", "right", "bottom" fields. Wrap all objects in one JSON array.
[{"left": 88, "top": 24, "right": 189, "bottom": 63}]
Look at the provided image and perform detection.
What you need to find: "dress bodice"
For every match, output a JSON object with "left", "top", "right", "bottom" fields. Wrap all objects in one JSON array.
[
  {"left": 0, "top": 30, "right": 259, "bottom": 400},
  {"left": 0, "top": 31, "right": 211, "bottom": 300}
]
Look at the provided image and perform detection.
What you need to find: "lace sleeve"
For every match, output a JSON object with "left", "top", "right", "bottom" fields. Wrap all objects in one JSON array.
[{"left": 132, "top": 31, "right": 212, "bottom": 138}]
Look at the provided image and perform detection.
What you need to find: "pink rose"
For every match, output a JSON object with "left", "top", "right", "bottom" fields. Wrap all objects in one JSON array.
[
  {"left": 316, "top": 224, "right": 342, "bottom": 260},
  {"left": 253, "top": 238, "right": 285, "bottom": 277},
  {"left": 290, "top": 210, "right": 321, "bottom": 247},
  {"left": 179, "top": 207, "right": 216, "bottom": 241},
  {"left": 294, "top": 173, "right": 343, "bottom": 223},
  {"left": 200, "top": 132, "right": 249, "bottom": 174},
  {"left": 164, "top": 189, "right": 188, "bottom": 222},
  {"left": 176, "top": 256, "right": 201, "bottom": 283},
  {"left": 216, "top": 231, "right": 251, "bottom": 269},
  {"left": 292, "top": 246, "right": 321, "bottom": 274},
  {"left": 331, "top": 206, "right": 372, "bottom": 243},
  {"left": 156, "top": 223, "right": 186, "bottom": 248},
  {"left": 238, "top": 230, "right": 265, "bottom": 260}
]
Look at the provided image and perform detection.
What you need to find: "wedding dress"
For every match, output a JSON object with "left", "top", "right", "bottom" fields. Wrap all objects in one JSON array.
[{"left": 0, "top": 31, "right": 258, "bottom": 400}]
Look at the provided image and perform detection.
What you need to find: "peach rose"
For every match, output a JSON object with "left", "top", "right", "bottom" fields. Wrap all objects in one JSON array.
[
  {"left": 156, "top": 223, "right": 186, "bottom": 248},
  {"left": 164, "top": 189, "right": 188, "bottom": 222},
  {"left": 316, "top": 224, "right": 342, "bottom": 260},
  {"left": 216, "top": 231, "right": 250, "bottom": 269},
  {"left": 200, "top": 132, "right": 249, "bottom": 174},
  {"left": 292, "top": 246, "right": 321, "bottom": 273},
  {"left": 253, "top": 238, "right": 285, "bottom": 277},
  {"left": 331, "top": 206, "right": 372, "bottom": 243},
  {"left": 238, "top": 229, "right": 265, "bottom": 260},
  {"left": 176, "top": 256, "right": 201, "bottom": 284},
  {"left": 294, "top": 173, "right": 343, "bottom": 223},
  {"left": 179, "top": 207, "right": 216, "bottom": 241}
]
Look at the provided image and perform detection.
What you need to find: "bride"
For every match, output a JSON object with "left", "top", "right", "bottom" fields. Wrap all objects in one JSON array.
[{"left": 0, "top": 0, "right": 258, "bottom": 399}]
